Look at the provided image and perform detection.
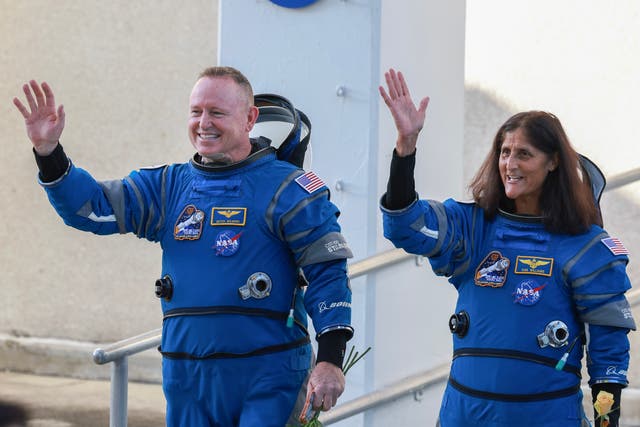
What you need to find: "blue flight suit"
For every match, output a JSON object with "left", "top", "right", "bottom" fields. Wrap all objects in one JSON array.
[
  {"left": 41, "top": 147, "right": 353, "bottom": 426},
  {"left": 382, "top": 197, "right": 635, "bottom": 427}
]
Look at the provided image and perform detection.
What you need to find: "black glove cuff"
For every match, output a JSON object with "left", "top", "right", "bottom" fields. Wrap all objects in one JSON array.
[
  {"left": 316, "top": 330, "right": 349, "bottom": 368},
  {"left": 592, "top": 383, "right": 623, "bottom": 427},
  {"left": 383, "top": 148, "right": 417, "bottom": 210},
  {"left": 33, "top": 143, "right": 69, "bottom": 183}
]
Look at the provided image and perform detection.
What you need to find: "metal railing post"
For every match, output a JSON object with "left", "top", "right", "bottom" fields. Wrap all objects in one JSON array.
[
  {"left": 93, "top": 328, "right": 162, "bottom": 427},
  {"left": 110, "top": 356, "right": 128, "bottom": 427}
]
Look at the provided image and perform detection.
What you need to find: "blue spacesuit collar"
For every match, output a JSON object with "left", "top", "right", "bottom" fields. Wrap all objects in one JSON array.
[
  {"left": 498, "top": 209, "right": 545, "bottom": 223},
  {"left": 190, "top": 145, "right": 276, "bottom": 173}
]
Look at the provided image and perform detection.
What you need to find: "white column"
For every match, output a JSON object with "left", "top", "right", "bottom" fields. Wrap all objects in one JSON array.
[{"left": 218, "top": 1, "right": 465, "bottom": 425}]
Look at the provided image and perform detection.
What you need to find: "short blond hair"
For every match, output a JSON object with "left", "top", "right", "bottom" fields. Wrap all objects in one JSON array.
[{"left": 198, "top": 66, "right": 254, "bottom": 105}]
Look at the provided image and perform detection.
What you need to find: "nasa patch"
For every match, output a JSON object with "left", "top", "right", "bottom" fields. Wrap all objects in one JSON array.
[
  {"left": 174, "top": 204, "right": 205, "bottom": 240},
  {"left": 513, "top": 280, "right": 546, "bottom": 306},
  {"left": 475, "top": 251, "right": 510, "bottom": 287},
  {"left": 214, "top": 230, "right": 242, "bottom": 256}
]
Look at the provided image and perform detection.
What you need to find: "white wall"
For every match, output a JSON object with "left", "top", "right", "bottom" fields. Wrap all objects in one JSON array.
[
  {"left": 220, "top": 1, "right": 465, "bottom": 426},
  {"left": 370, "top": 2, "right": 465, "bottom": 425}
]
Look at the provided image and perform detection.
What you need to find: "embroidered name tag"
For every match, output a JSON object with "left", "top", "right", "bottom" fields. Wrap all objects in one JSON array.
[
  {"left": 211, "top": 207, "right": 247, "bottom": 226},
  {"left": 514, "top": 256, "right": 554, "bottom": 276}
]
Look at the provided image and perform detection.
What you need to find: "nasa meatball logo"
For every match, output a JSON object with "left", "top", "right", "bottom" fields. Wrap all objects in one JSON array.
[
  {"left": 513, "top": 280, "right": 546, "bottom": 306},
  {"left": 214, "top": 230, "right": 242, "bottom": 256},
  {"left": 475, "top": 251, "right": 510, "bottom": 287}
]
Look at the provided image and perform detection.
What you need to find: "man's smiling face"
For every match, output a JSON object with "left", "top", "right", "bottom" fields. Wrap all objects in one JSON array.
[{"left": 188, "top": 76, "right": 258, "bottom": 163}]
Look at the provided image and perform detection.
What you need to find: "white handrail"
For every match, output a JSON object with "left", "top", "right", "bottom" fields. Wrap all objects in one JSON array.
[
  {"left": 92, "top": 328, "right": 162, "bottom": 427},
  {"left": 93, "top": 328, "right": 162, "bottom": 365},
  {"left": 606, "top": 167, "right": 640, "bottom": 191},
  {"left": 320, "top": 363, "right": 451, "bottom": 424}
]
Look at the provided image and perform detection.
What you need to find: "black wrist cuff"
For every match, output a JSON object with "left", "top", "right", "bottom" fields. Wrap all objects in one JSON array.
[
  {"left": 316, "top": 330, "right": 349, "bottom": 368},
  {"left": 592, "top": 383, "right": 623, "bottom": 427},
  {"left": 33, "top": 143, "right": 69, "bottom": 183},
  {"left": 384, "top": 148, "right": 417, "bottom": 210}
]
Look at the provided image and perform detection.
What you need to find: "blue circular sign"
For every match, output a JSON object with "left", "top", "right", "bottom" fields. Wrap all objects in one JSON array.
[{"left": 270, "top": 0, "right": 319, "bottom": 8}]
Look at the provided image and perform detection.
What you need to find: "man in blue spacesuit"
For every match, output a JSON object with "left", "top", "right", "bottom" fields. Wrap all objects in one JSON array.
[
  {"left": 14, "top": 66, "right": 353, "bottom": 426},
  {"left": 378, "top": 68, "right": 635, "bottom": 427}
]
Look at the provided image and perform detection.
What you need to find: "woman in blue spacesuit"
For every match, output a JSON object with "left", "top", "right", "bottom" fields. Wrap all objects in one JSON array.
[{"left": 378, "top": 68, "right": 635, "bottom": 427}]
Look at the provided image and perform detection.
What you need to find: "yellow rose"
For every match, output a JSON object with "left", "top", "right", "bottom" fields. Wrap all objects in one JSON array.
[{"left": 594, "top": 390, "right": 615, "bottom": 417}]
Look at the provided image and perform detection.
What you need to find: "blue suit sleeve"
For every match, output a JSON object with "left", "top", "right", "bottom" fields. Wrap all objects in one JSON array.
[
  {"left": 42, "top": 161, "right": 168, "bottom": 242},
  {"left": 587, "top": 324, "right": 631, "bottom": 386},
  {"left": 269, "top": 175, "right": 353, "bottom": 339},
  {"left": 42, "top": 163, "right": 122, "bottom": 235},
  {"left": 564, "top": 229, "right": 636, "bottom": 386},
  {"left": 381, "top": 197, "right": 476, "bottom": 280}
]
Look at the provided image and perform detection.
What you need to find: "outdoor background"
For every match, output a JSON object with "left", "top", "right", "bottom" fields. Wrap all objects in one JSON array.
[{"left": 1, "top": 0, "right": 638, "bottom": 424}]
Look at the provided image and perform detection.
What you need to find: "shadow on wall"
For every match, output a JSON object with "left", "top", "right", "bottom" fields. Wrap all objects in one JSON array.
[
  {"left": 464, "top": 85, "right": 640, "bottom": 387},
  {"left": 0, "top": 401, "right": 29, "bottom": 427}
]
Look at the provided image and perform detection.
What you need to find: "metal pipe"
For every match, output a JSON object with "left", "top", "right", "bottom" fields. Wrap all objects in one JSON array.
[
  {"left": 627, "top": 288, "right": 640, "bottom": 308},
  {"left": 606, "top": 167, "right": 640, "bottom": 191},
  {"left": 348, "top": 248, "right": 413, "bottom": 279},
  {"left": 93, "top": 328, "right": 162, "bottom": 365},
  {"left": 110, "top": 357, "right": 128, "bottom": 427},
  {"left": 320, "top": 363, "right": 450, "bottom": 425}
]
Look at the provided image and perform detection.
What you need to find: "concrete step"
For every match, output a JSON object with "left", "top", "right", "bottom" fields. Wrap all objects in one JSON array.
[{"left": 0, "top": 371, "right": 165, "bottom": 427}]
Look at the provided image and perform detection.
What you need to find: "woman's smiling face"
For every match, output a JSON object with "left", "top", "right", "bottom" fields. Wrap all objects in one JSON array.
[{"left": 499, "top": 128, "right": 558, "bottom": 215}]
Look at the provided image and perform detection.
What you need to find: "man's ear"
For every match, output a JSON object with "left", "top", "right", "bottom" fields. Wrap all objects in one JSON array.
[{"left": 246, "top": 105, "right": 259, "bottom": 132}]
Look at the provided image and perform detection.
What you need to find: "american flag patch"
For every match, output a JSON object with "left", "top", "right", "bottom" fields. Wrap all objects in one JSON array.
[
  {"left": 601, "top": 237, "right": 629, "bottom": 256},
  {"left": 295, "top": 171, "right": 325, "bottom": 193}
]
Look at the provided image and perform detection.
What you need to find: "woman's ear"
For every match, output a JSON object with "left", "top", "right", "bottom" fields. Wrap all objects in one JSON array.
[{"left": 548, "top": 153, "right": 559, "bottom": 172}]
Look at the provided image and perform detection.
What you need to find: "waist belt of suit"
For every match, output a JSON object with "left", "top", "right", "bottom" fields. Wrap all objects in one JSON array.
[
  {"left": 448, "top": 347, "right": 581, "bottom": 402},
  {"left": 158, "top": 305, "right": 310, "bottom": 360}
]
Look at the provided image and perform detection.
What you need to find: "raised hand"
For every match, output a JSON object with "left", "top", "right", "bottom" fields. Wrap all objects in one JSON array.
[
  {"left": 379, "top": 69, "right": 429, "bottom": 156},
  {"left": 13, "top": 80, "right": 65, "bottom": 156}
]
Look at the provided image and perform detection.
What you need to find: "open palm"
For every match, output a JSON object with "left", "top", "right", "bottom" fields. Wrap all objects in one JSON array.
[
  {"left": 379, "top": 69, "right": 429, "bottom": 155},
  {"left": 13, "top": 80, "right": 65, "bottom": 155}
]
